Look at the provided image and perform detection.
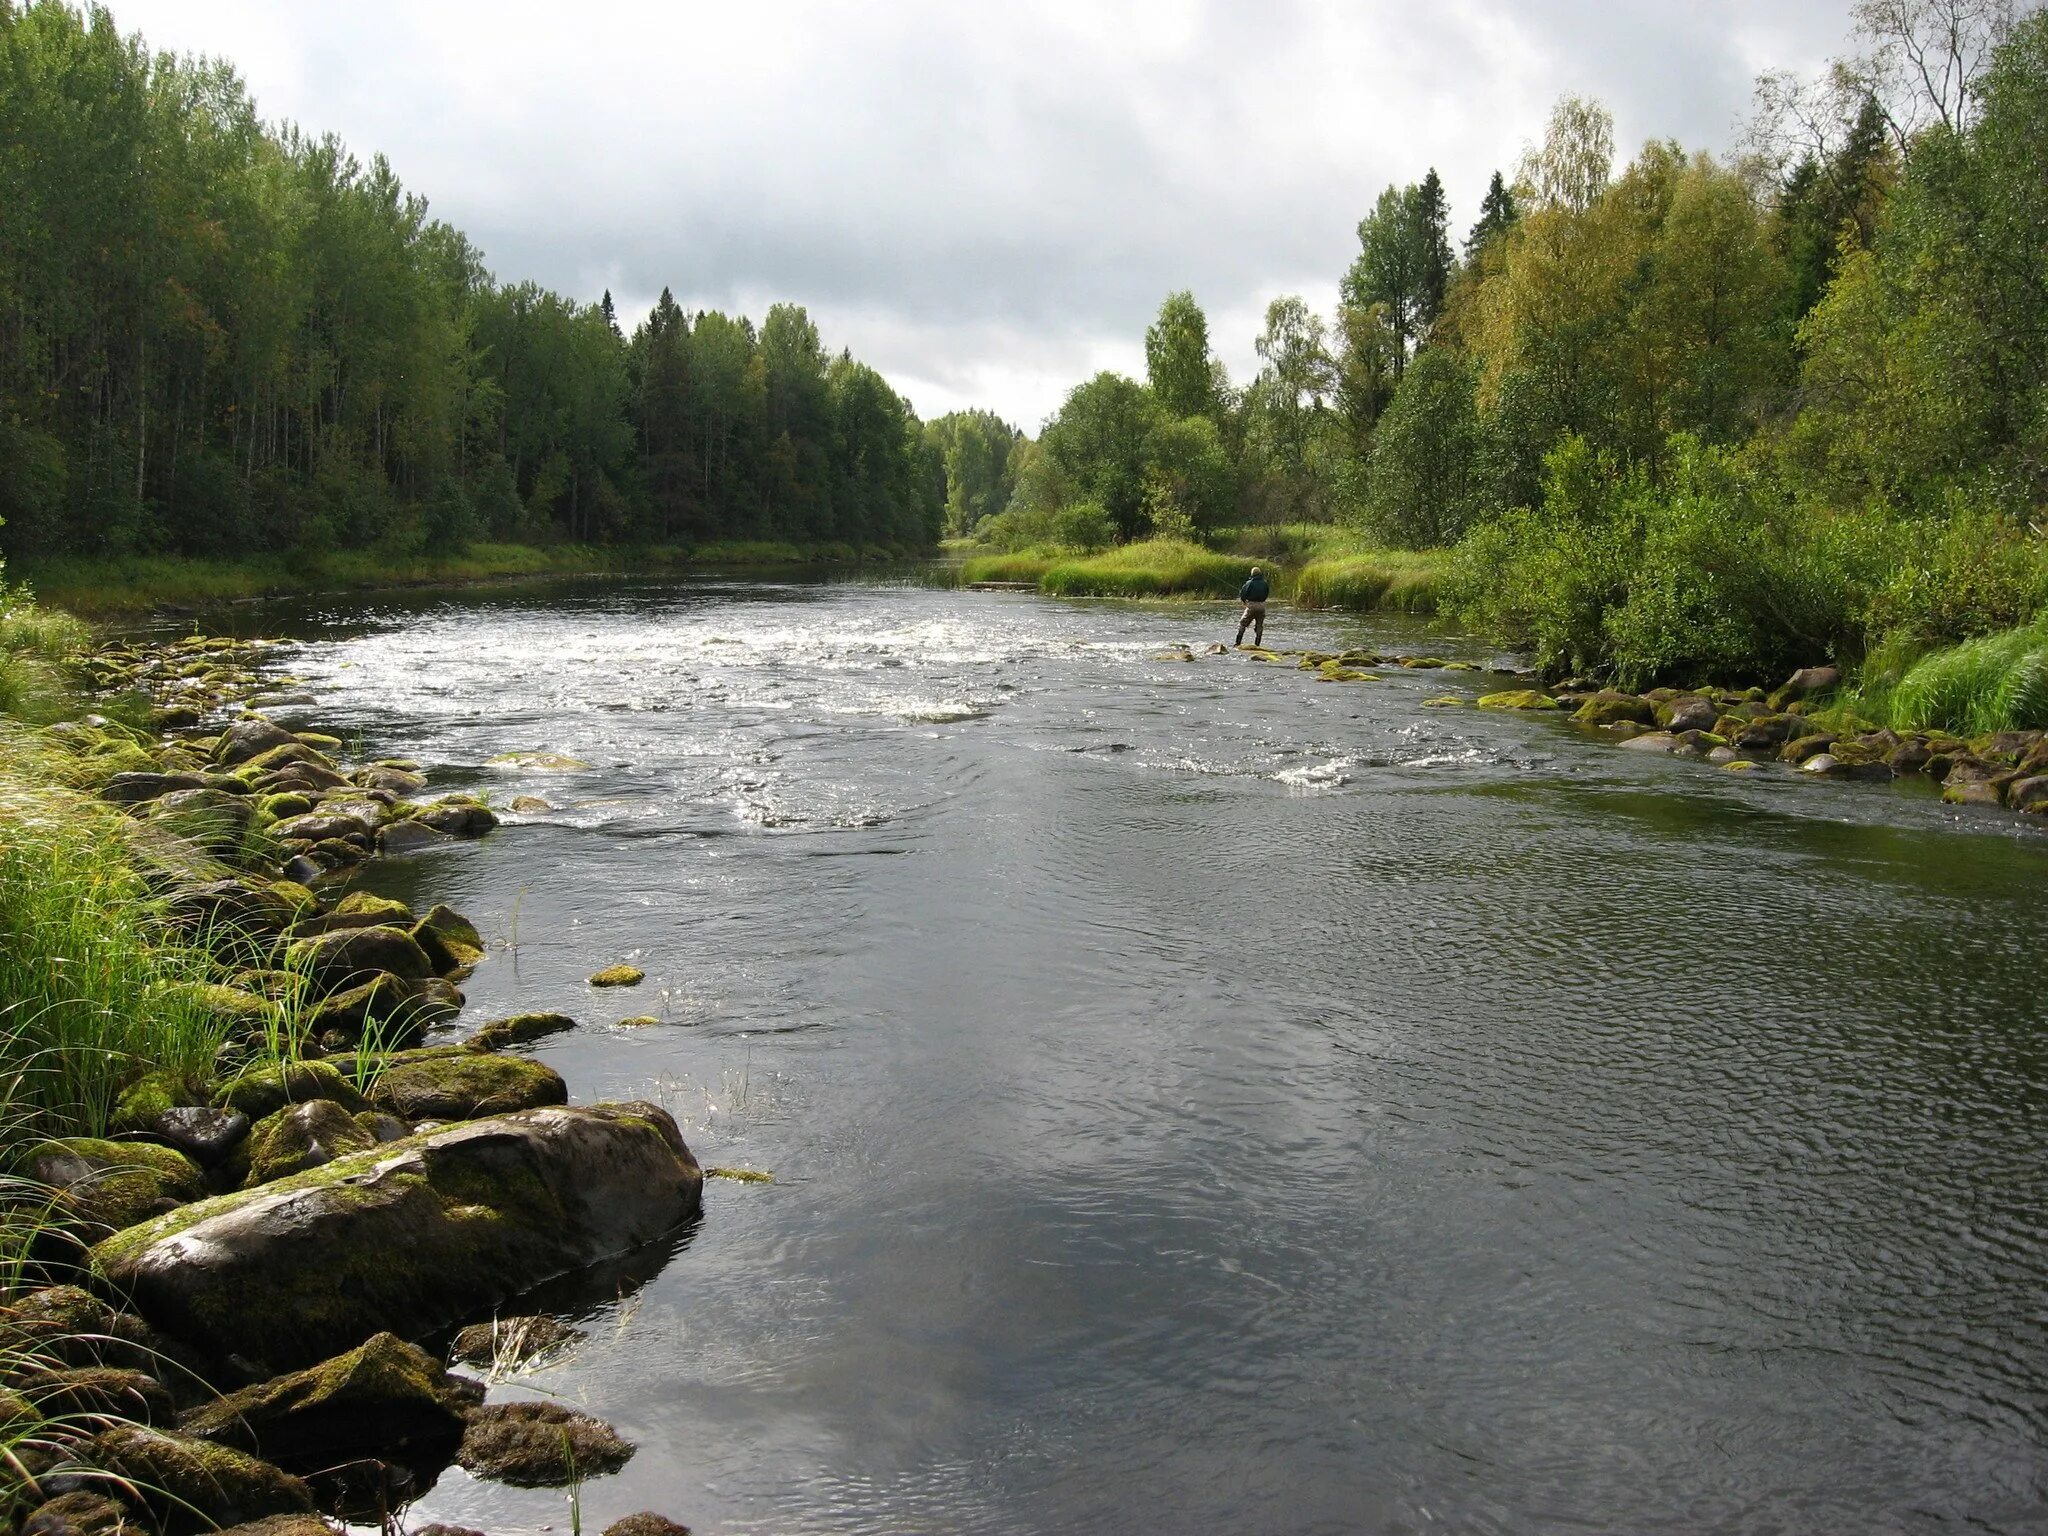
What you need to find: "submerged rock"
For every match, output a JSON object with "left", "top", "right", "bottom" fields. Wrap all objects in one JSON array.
[
  {"left": 377, "top": 820, "right": 451, "bottom": 856},
  {"left": 604, "top": 1516, "right": 692, "bottom": 1536},
  {"left": 449, "top": 1314, "right": 583, "bottom": 1369},
  {"left": 1476, "top": 690, "right": 1558, "bottom": 711},
  {"left": 456, "top": 1400, "right": 634, "bottom": 1486},
  {"left": 468, "top": 1012, "right": 576, "bottom": 1051},
  {"left": 178, "top": 1332, "right": 477, "bottom": 1469},
  {"left": 92, "top": 1103, "right": 703, "bottom": 1372}
]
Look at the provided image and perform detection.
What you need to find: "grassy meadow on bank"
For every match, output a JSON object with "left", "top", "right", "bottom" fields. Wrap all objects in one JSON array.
[{"left": 958, "top": 526, "right": 1447, "bottom": 612}]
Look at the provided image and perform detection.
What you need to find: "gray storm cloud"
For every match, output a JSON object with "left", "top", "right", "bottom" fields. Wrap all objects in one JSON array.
[{"left": 109, "top": 0, "right": 1856, "bottom": 426}]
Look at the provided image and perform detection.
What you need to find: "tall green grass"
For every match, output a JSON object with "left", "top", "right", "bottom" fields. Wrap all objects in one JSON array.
[
  {"left": 1292, "top": 551, "right": 1444, "bottom": 613},
  {"left": 1884, "top": 618, "right": 2048, "bottom": 734},
  {"left": 0, "top": 735, "right": 234, "bottom": 1136},
  {"left": 1039, "top": 539, "right": 1254, "bottom": 598},
  {"left": 959, "top": 551, "right": 1057, "bottom": 584}
]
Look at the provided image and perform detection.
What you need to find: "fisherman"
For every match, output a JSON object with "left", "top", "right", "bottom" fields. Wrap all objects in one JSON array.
[{"left": 1234, "top": 566, "right": 1271, "bottom": 647}]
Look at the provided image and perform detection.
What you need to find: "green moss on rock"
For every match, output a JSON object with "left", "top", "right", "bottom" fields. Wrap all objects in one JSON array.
[
  {"left": 1476, "top": 690, "right": 1559, "bottom": 711},
  {"left": 215, "top": 1061, "right": 368, "bottom": 1121},
  {"left": 456, "top": 1400, "right": 634, "bottom": 1486},
  {"left": 178, "top": 1331, "right": 474, "bottom": 1468}
]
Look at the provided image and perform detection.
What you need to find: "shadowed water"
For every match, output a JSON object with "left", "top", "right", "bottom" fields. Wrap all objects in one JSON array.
[{"left": 208, "top": 576, "right": 2046, "bottom": 1534}]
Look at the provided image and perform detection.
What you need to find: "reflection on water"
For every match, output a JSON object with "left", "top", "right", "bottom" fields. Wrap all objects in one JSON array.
[{"left": 218, "top": 576, "right": 2046, "bottom": 1535}]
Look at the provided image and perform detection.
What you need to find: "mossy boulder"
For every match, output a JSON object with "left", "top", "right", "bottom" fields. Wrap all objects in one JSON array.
[
  {"left": 215, "top": 719, "right": 302, "bottom": 767},
  {"left": 283, "top": 926, "right": 434, "bottom": 994},
  {"left": 215, "top": 1061, "right": 369, "bottom": 1122},
  {"left": 92, "top": 1104, "right": 702, "bottom": 1372},
  {"left": 257, "top": 792, "right": 316, "bottom": 823},
  {"left": 27, "top": 1138, "right": 206, "bottom": 1234},
  {"left": 1733, "top": 713, "right": 1802, "bottom": 751},
  {"left": 143, "top": 1106, "right": 252, "bottom": 1170},
  {"left": 158, "top": 981, "right": 277, "bottom": 1039},
  {"left": 1779, "top": 734, "right": 1836, "bottom": 765},
  {"left": 335, "top": 891, "right": 414, "bottom": 924},
  {"left": 1654, "top": 696, "right": 1719, "bottom": 733},
  {"left": 1570, "top": 691, "right": 1655, "bottom": 726},
  {"left": 588, "top": 964, "right": 645, "bottom": 988},
  {"left": 18, "top": 1365, "right": 174, "bottom": 1425},
  {"left": 1476, "top": 690, "right": 1558, "bottom": 711},
  {"left": 468, "top": 1012, "right": 576, "bottom": 1051},
  {"left": 455, "top": 1400, "right": 634, "bottom": 1486},
  {"left": 110, "top": 1071, "right": 205, "bottom": 1136},
  {"left": 100, "top": 770, "right": 213, "bottom": 805},
  {"left": 2003, "top": 773, "right": 2048, "bottom": 811},
  {"left": 1765, "top": 664, "right": 1841, "bottom": 711},
  {"left": 88, "top": 1425, "right": 313, "bottom": 1532},
  {"left": 242, "top": 1100, "right": 378, "bottom": 1187},
  {"left": 153, "top": 881, "right": 269, "bottom": 942},
  {"left": 365, "top": 1048, "right": 568, "bottom": 1121},
  {"left": 178, "top": 1331, "right": 477, "bottom": 1469},
  {"left": 20, "top": 1491, "right": 135, "bottom": 1536},
  {"left": 413, "top": 797, "right": 498, "bottom": 836}
]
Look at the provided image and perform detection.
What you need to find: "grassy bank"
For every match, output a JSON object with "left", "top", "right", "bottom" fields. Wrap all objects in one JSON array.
[
  {"left": 19, "top": 538, "right": 924, "bottom": 616},
  {"left": 960, "top": 530, "right": 1446, "bottom": 611}
]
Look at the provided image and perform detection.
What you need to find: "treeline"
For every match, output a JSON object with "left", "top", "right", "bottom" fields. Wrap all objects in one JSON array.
[
  {"left": 0, "top": 1, "right": 947, "bottom": 562},
  {"left": 999, "top": 2, "right": 2048, "bottom": 685}
]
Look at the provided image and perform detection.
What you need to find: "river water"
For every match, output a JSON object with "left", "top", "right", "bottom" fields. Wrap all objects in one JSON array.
[{"left": 209, "top": 574, "right": 2045, "bottom": 1535}]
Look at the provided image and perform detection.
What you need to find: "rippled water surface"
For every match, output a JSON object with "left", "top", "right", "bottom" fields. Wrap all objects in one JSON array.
[{"left": 217, "top": 575, "right": 2046, "bottom": 1534}]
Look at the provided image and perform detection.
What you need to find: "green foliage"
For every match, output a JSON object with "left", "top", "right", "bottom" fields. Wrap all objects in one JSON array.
[
  {"left": 1144, "top": 292, "right": 1221, "bottom": 420},
  {"left": 1039, "top": 373, "right": 1165, "bottom": 540},
  {"left": 924, "top": 410, "right": 1022, "bottom": 536},
  {"left": 1359, "top": 347, "right": 1486, "bottom": 547},
  {"left": 1887, "top": 619, "right": 2048, "bottom": 734}
]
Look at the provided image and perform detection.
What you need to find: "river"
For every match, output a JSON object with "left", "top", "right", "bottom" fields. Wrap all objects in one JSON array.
[{"left": 201, "top": 573, "right": 2047, "bottom": 1535}]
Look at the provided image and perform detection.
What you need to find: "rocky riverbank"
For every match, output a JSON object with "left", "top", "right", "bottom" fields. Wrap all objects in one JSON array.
[
  {"left": 1222, "top": 646, "right": 2048, "bottom": 820},
  {"left": 3, "top": 635, "right": 704, "bottom": 1536}
]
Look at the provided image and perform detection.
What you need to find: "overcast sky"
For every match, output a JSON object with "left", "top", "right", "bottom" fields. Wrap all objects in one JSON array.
[{"left": 109, "top": 0, "right": 1856, "bottom": 430}]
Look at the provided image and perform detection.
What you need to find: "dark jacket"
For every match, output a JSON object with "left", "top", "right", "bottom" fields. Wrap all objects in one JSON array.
[{"left": 1239, "top": 575, "right": 1270, "bottom": 603}]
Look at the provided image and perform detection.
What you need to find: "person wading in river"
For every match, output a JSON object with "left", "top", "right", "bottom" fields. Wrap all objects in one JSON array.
[{"left": 1234, "top": 567, "right": 1271, "bottom": 648}]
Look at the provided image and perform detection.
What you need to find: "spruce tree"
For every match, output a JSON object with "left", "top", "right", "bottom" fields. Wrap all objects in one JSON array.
[{"left": 1464, "top": 170, "right": 1519, "bottom": 259}]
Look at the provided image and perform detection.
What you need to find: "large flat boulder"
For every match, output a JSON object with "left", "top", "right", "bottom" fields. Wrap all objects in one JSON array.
[{"left": 92, "top": 1104, "right": 702, "bottom": 1372}]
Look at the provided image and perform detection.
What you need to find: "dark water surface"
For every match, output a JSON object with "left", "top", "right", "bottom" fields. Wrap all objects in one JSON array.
[{"left": 213, "top": 575, "right": 2045, "bottom": 1534}]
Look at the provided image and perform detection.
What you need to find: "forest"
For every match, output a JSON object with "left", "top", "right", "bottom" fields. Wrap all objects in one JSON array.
[{"left": 0, "top": 0, "right": 948, "bottom": 563}]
